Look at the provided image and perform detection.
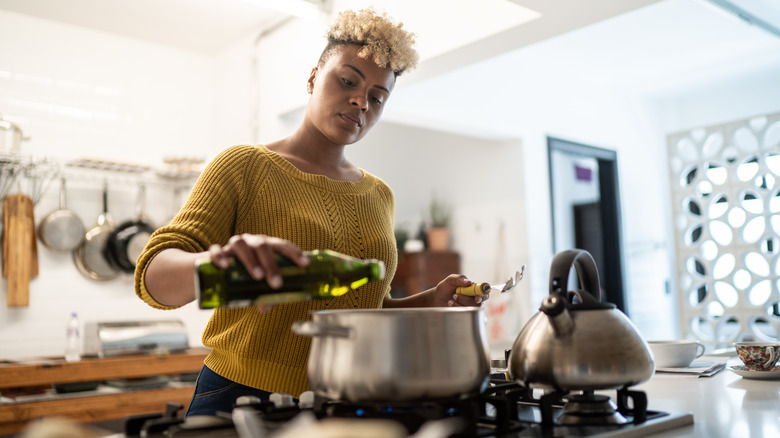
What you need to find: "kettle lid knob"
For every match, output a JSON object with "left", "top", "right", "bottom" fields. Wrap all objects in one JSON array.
[
  {"left": 541, "top": 293, "right": 566, "bottom": 316},
  {"left": 541, "top": 293, "right": 575, "bottom": 336}
]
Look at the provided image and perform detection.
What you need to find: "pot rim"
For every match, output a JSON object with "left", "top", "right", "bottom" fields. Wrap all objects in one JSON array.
[{"left": 311, "top": 307, "right": 483, "bottom": 316}]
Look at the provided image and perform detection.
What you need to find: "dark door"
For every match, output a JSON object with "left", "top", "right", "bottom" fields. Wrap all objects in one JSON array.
[
  {"left": 574, "top": 201, "right": 605, "bottom": 276},
  {"left": 548, "top": 137, "right": 627, "bottom": 314}
]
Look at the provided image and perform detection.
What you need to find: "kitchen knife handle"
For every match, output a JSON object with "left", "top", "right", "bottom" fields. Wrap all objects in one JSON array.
[{"left": 456, "top": 282, "right": 491, "bottom": 296}]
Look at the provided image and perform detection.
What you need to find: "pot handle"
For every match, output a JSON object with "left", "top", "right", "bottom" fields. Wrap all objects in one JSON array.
[
  {"left": 291, "top": 321, "right": 351, "bottom": 338},
  {"left": 549, "top": 249, "right": 608, "bottom": 307}
]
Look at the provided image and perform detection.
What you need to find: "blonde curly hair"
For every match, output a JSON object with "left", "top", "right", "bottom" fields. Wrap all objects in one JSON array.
[{"left": 319, "top": 8, "right": 419, "bottom": 76}]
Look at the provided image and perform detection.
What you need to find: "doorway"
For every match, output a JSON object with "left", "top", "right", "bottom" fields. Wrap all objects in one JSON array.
[{"left": 548, "top": 137, "right": 627, "bottom": 314}]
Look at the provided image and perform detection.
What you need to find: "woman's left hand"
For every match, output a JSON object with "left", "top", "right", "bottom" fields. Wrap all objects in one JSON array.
[
  {"left": 433, "top": 274, "right": 489, "bottom": 308},
  {"left": 382, "top": 274, "right": 489, "bottom": 309}
]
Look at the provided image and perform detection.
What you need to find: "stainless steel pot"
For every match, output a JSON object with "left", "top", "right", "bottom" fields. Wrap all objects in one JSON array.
[
  {"left": 0, "top": 114, "right": 29, "bottom": 154},
  {"left": 292, "top": 307, "right": 490, "bottom": 402}
]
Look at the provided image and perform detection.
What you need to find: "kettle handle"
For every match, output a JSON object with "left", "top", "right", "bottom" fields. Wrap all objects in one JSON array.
[{"left": 549, "top": 249, "right": 603, "bottom": 304}]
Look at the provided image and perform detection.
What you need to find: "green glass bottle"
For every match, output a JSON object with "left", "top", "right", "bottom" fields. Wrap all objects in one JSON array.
[{"left": 195, "top": 249, "right": 385, "bottom": 309}]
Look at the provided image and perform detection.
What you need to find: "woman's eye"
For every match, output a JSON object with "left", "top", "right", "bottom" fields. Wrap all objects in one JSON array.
[
  {"left": 371, "top": 96, "right": 383, "bottom": 105},
  {"left": 341, "top": 78, "right": 354, "bottom": 86}
]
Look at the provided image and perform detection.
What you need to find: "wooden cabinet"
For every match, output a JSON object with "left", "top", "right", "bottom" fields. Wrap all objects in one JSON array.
[
  {"left": 390, "top": 251, "right": 460, "bottom": 297},
  {"left": 0, "top": 349, "right": 208, "bottom": 435}
]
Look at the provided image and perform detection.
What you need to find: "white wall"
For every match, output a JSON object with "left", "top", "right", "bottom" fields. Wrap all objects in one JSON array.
[
  {"left": 0, "top": 10, "right": 216, "bottom": 360},
  {"left": 347, "top": 123, "right": 531, "bottom": 351}
]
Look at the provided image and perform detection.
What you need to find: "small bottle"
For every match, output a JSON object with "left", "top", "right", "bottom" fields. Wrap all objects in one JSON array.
[
  {"left": 196, "top": 249, "right": 385, "bottom": 309},
  {"left": 65, "top": 312, "right": 81, "bottom": 362}
]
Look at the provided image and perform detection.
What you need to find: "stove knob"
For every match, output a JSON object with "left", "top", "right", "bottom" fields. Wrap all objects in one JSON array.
[
  {"left": 298, "top": 391, "right": 315, "bottom": 409},
  {"left": 270, "top": 393, "right": 294, "bottom": 408},
  {"left": 235, "top": 395, "right": 262, "bottom": 406}
]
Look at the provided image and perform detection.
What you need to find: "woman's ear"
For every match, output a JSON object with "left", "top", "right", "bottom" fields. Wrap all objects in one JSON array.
[{"left": 307, "top": 67, "right": 318, "bottom": 94}]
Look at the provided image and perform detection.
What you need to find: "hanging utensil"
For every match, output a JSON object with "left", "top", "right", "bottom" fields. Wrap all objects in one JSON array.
[
  {"left": 74, "top": 183, "right": 119, "bottom": 281},
  {"left": 2, "top": 194, "right": 9, "bottom": 277},
  {"left": 38, "top": 178, "right": 85, "bottom": 252},
  {"left": 4, "top": 193, "right": 35, "bottom": 307},
  {"left": 455, "top": 265, "right": 526, "bottom": 297},
  {"left": 0, "top": 159, "right": 21, "bottom": 202},
  {"left": 3, "top": 170, "right": 38, "bottom": 281},
  {"left": 26, "top": 191, "right": 38, "bottom": 278},
  {"left": 106, "top": 184, "right": 156, "bottom": 274}
]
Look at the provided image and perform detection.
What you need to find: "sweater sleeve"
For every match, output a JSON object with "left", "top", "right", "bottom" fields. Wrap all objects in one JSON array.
[{"left": 133, "top": 145, "right": 258, "bottom": 309}]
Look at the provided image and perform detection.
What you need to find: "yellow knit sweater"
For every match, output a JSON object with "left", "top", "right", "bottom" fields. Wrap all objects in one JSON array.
[{"left": 134, "top": 145, "right": 398, "bottom": 396}]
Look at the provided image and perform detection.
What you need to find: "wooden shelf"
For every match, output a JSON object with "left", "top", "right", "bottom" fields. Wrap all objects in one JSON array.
[
  {"left": 0, "top": 387, "right": 195, "bottom": 435},
  {"left": 0, "top": 349, "right": 208, "bottom": 389},
  {"left": 390, "top": 251, "right": 460, "bottom": 296},
  {"left": 0, "top": 349, "right": 208, "bottom": 435}
]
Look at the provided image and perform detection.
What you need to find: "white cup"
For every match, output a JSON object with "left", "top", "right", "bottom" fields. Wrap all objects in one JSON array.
[{"left": 648, "top": 340, "right": 705, "bottom": 368}]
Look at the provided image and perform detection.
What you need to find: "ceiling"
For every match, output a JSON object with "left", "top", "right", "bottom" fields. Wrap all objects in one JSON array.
[
  {"left": 1, "top": 0, "right": 779, "bottom": 138},
  {"left": 0, "top": 0, "right": 777, "bottom": 57},
  {"left": 385, "top": 0, "right": 780, "bottom": 138},
  {"left": 0, "top": 0, "right": 658, "bottom": 59},
  {"left": 0, "top": 0, "right": 300, "bottom": 56}
]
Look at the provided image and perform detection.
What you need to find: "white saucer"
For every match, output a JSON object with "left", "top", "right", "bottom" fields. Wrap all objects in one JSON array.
[{"left": 728, "top": 365, "right": 780, "bottom": 380}]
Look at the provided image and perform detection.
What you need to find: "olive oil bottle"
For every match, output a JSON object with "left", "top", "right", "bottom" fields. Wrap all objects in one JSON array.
[{"left": 195, "top": 249, "right": 385, "bottom": 309}]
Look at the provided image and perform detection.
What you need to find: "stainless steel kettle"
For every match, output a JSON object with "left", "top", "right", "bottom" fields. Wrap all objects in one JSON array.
[{"left": 508, "top": 249, "right": 654, "bottom": 391}]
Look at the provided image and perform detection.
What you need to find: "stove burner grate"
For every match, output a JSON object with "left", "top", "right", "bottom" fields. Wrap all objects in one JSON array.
[{"left": 558, "top": 393, "right": 627, "bottom": 425}]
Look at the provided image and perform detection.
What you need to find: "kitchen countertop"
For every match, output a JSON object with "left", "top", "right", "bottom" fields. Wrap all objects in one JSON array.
[
  {"left": 14, "top": 354, "right": 774, "bottom": 437},
  {"left": 638, "top": 355, "right": 780, "bottom": 437}
]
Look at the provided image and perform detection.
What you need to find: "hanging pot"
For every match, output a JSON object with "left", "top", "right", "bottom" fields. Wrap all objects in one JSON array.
[
  {"left": 74, "top": 184, "right": 119, "bottom": 281},
  {"left": 0, "top": 114, "right": 29, "bottom": 154},
  {"left": 105, "top": 184, "right": 156, "bottom": 274},
  {"left": 38, "top": 178, "right": 85, "bottom": 252}
]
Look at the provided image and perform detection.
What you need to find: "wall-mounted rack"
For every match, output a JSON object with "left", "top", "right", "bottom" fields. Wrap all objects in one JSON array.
[{"left": 0, "top": 154, "right": 202, "bottom": 203}]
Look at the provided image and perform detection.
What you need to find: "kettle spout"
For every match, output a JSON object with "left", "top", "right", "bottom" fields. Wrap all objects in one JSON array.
[{"left": 541, "top": 293, "right": 574, "bottom": 337}]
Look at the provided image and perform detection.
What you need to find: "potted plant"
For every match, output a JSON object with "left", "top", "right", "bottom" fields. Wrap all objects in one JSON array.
[
  {"left": 394, "top": 225, "right": 410, "bottom": 251},
  {"left": 426, "top": 193, "right": 452, "bottom": 251}
]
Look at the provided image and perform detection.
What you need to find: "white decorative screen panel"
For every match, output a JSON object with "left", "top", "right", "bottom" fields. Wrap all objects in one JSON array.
[{"left": 668, "top": 112, "right": 780, "bottom": 349}]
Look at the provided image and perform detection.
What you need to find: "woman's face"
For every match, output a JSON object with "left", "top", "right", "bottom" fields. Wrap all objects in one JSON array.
[{"left": 306, "top": 44, "right": 396, "bottom": 146}]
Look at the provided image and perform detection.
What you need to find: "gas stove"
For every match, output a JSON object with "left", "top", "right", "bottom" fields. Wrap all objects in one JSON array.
[{"left": 124, "top": 380, "right": 693, "bottom": 438}]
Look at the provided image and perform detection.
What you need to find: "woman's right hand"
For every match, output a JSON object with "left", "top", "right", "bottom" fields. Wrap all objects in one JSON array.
[
  {"left": 209, "top": 234, "right": 310, "bottom": 311},
  {"left": 209, "top": 234, "right": 310, "bottom": 286}
]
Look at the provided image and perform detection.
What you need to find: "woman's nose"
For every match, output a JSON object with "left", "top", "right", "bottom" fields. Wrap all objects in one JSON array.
[{"left": 351, "top": 96, "right": 368, "bottom": 111}]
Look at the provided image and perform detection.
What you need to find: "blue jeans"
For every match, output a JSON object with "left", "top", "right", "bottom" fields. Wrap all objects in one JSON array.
[{"left": 185, "top": 365, "right": 272, "bottom": 416}]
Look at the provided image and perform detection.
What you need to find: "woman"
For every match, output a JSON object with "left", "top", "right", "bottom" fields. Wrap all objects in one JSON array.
[{"left": 134, "top": 9, "right": 485, "bottom": 416}]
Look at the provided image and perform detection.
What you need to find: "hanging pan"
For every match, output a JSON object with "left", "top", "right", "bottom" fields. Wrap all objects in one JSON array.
[
  {"left": 74, "top": 183, "right": 119, "bottom": 281},
  {"left": 106, "top": 184, "right": 156, "bottom": 274},
  {"left": 38, "top": 178, "right": 85, "bottom": 252}
]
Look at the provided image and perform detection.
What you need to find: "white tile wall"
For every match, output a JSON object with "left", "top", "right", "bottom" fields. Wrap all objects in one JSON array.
[{"left": 0, "top": 10, "right": 216, "bottom": 360}]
